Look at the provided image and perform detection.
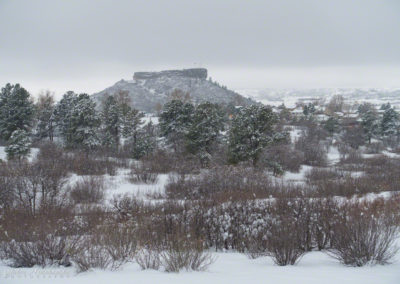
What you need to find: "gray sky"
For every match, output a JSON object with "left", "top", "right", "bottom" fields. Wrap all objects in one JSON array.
[{"left": 1, "top": 0, "right": 400, "bottom": 97}]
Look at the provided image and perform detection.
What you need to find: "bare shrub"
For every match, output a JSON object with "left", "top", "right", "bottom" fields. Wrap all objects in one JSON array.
[
  {"left": 262, "top": 144, "right": 304, "bottom": 173},
  {"left": 161, "top": 237, "right": 215, "bottom": 272},
  {"left": 73, "top": 243, "right": 113, "bottom": 272},
  {"left": 0, "top": 208, "right": 80, "bottom": 268},
  {"left": 67, "top": 152, "right": 117, "bottom": 176},
  {"left": 165, "top": 166, "right": 273, "bottom": 201},
  {"left": 136, "top": 248, "right": 161, "bottom": 270},
  {"left": 73, "top": 224, "right": 137, "bottom": 272},
  {"left": 69, "top": 176, "right": 105, "bottom": 204},
  {"left": 1, "top": 235, "right": 80, "bottom": 268},
  {"left": 327, "top": 202, "right": 399, "bottom": 266},
  {"left": 294, "top": 124, "right": 328, "bottom": 166},
  {"left": 305, "top": 168, "right": 342, "bottom": 184},
  {"left": 365, "top": 141, "right": 384, "bottom": 154},
  {"left": 128, "top": 162, "right": 158, "bottom": 184}
]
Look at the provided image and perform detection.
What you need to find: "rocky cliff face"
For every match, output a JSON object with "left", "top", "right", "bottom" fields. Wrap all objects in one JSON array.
[{"left": 92, "top": 68, "right": 255, "bottom": 112}]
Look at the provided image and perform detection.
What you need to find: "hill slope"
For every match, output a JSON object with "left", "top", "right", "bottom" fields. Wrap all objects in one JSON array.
[{"left": 92, "top": 68, "right": 255, "bottom": 112}]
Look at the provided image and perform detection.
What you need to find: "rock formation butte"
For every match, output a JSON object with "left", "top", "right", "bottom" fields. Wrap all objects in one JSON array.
[{"left": 92, "top": 68, "right": 255, "bottom": 112}]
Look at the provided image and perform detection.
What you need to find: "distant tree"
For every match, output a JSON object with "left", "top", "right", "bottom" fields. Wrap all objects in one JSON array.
[
  {"left": 380, "top": 103, "right": 392, "bottom": 111},
  {"left": 277, "top": 104, "right": 292, "bottom": 122},
  {"left": 326, "top": 95, "right": 345, "bottom": 114},
  {"left": 228, "top": 105, "right": 283, "bottom": 166},
  {"left": 303, "top": 103, "right": 316, "bottom": 116},
  {"left": 0, "top": 83, "right": 34, "bottom": 141},
  {"left": 358, "top": 103, "right": 379, "bottom": 144},
  {"left": 380, "top": 106, "right": 399, "bottom": 139},
  {"left": 159, "top": 100, "right": 194, "bottom": 152},
  {"left": 35, "top": 90, "right": 55, "bottom": 141},
  {"left": 169, "top": 89, "right": 191, "bottom": 103},
  {"left": 186, "top": 102, "right": 225, "bottom": 165},
  {"left": 5, "top": 129, "right": 31, "bottom": 160},
  {"left": 323, "top": 117, "right": 340, "bottom": 134},
  {"left": 100, "top": 95, "right": 121, "bottom": 150},
  {"left": 129, "top": 121, "right": 156, "bottom": 159}
]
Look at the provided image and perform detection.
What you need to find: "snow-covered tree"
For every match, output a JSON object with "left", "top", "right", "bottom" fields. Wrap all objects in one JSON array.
[
  {"left": 186, "top": 102, "right": 225, "bottom": 163},
  {"left": 129, "top": 121, "right": 156, "bottom": 159},
  {"left": 5, "top": 129, "right": 31, "bottom": 160},
  {"left": 159, "top": 100, "right": 194, "bottom": 152},
  {"left": 303, "top": 103, "right": 316, "bottom": 116},
  {"left": 358, "top": 103, "right": 379, "bottom": 144},
  {"left": 54, "top": 92, "right": 100, "bottom": 149},
  {"left": 228, "top": 105, "right": 283, "bottom": 165},
  {"left": 35, "top": 90, "right": 55, "bottom": 141},
  {"left": 100, "top": 95, "right": 121, "bottom": 150},
  {"left": 380, "top": 106, "right": 399, "bottom": 138},
  {"left": 0, "top": 83, "right": 34, "bottom": 141}
]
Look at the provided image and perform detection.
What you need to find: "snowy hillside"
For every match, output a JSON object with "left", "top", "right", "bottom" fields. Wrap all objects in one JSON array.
[{"left": 92, "top": 68, "right": 255, "bottom": 112}]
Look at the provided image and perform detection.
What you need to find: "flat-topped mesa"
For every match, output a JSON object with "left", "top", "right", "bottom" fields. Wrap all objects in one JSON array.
[{"left": 134, "top": 68, "right": 207, "bottom": 80}]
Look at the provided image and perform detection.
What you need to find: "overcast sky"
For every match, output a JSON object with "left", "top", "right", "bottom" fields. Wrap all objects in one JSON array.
[{"left": 1, "top": 0, "right": 400, "bottom": 97}]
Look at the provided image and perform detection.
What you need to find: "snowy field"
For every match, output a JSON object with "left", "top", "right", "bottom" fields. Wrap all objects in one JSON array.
[
  {"left": 1, "top": 251, "right": 400, "bottom": 284},
  {"left": 1, "top": 141, "right": 400, "bottom": 284}
]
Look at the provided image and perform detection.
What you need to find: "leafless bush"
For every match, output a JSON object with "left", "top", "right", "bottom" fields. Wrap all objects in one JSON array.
[
  {"left": 165, "top": 166, "right": 274, "bottom": 201},
  {"left": 365, "top": 141, "right": 384, "bottom": 154},
  {"left": 73, "top": 243, "right": 113, "bottom": 272},
  {"left": 136, "top": 247, "right": 161, "bottom": 270},
  {"left": 128, "top": 162, "right": 158, "bottom": 184},
  {"left": 266, "top": 216, "right": 306, "bottom": 265},
  {"left": 161, "top": 237, "right": 215, "bottom": 272},
  {"left": 261, "top": 144, "right": 304, "bottom": 173},
  {"left": 67, "top": 152, "right": 117, "bottom": 176},
  {"left": 1, "top": 234, "right": 80, "bottom": 268},
  {"left": 73, "top": 224, "right": 137, "bottom": 272},
  {"left": 305, "top": 168, "right": 342, "bottom": 184},
  {"left": 327, "top": 202, "right": 399, "bottom": 266},
  {"left": 0, "top": 209, "right": 80, "bottom": 268},
  {"left": 69, "top": 176, "right": 105, "bottom": 204}
]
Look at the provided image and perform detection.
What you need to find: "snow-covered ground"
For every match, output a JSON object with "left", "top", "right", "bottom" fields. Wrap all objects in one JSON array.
[{"left": 1, "top": 251, "right": 399, "bottom": 284}]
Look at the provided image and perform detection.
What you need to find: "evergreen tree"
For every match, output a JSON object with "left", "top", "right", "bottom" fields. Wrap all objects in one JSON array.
[
  {"left": 72, "top": 94, "right": 100, "bottom": 149},
  {"left": 159, "top": 100, "right": 194, "bottom": 152},
  {"left": 35, "top": 90, "right": 55, "bottom": 141},
  {"left": 358, "top": 103, "right": 379, "bottom": 144},
  {"left": 303, "top": 103, "right": 316, "bottom": 116},
  {"left": 122, "top": 108, "right": 144, "bottom": 139},
  {"left": 0, "top": 83, "right": 34, "bottom": 141},
  {"left": 54, "top": 92, "right": 100, "bottom": 149},
  {"left": 323, "top": 117, "right": 340, "bottom": 134},
  {"left": 228, "top": 105, "right": 283, "bottom": 165},
  {"left": 100, "top": 95, "right": 121, "bottom": 150},
  {"left": 5, "top": 129, "right": 31, "bottom": 160},
  {"left": 186, "top": 102, "right": 224, "bottom": 163},
  {"left": 380, "top": 107, "right": 399, "bottom": 138},
  {"left": 129, "top": 121, "right": 156, "bottom": 159}
]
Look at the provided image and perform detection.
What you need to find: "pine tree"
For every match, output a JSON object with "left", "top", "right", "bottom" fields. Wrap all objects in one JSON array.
[
  {"left": 100, "top": 95, "right": 121, "bottom": 150},
  {"left": 323, "top": 117, "right": 340, "bottom": 134},
  {"left": 54, "top": 92, "right": 100, "bottom": 149},
  {"left": 186, "top": 102, "right": 224, "bottom": 163},
  {"left": 72, "top": 94, "right": 100, "bottom": 149},
  {"left": 380, "top": 107, "right": 399, "bottom": 137},
  {"left": 358, "top": 103, "right": 379, "bottom": 144},
  {"left": 35, "top": 90, "right": 55, "bottom": 141},
  {"left": 159, "top": 100, "right": 194, "bottom": 152},
  {"left": 228, "top": 105, "right": 283, "bottom": 165},
  {"left": 130, "top": 121, "right": 156, "bottom": 159},
  {"left": 5, "top": 129, "right": 31, "bottom": 160},
  {"left": 0, "top": 83, "right": 34, "bottom": 141}
]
